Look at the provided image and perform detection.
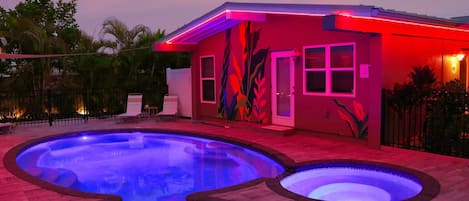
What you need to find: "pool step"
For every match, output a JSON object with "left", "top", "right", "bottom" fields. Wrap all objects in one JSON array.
[
  {"left": 40, "top": 168, "right": 60, "bottom": 183},
  {"left": 261, "top": 125, "right": 295, "bottom": 136},
  {"left": 38, "top": 168, "right": 79, "bottom": 188},
  {"left": 23, "top": 166, "right": 43, "bottom": 177},
  {"left": 16, "top": 148, "right": 49, "bottom": 169},
  {"left": 55, "top": 169, "right": 79, "bottom": 188}
]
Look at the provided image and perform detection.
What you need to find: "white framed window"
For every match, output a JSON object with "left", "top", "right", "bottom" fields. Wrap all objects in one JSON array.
[
  {"left": 303, "top": 42, "right": 356, "bottom": 97},
  {"left": 200, "top": 55, "right": 216, "bottom": 103}
]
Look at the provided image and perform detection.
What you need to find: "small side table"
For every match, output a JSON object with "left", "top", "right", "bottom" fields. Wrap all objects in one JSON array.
[{"left": 144, "top": 106, "right": 159, "bottom": 117}]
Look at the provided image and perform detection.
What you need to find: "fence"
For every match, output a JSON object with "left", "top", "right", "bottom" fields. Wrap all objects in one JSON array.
[
  {"left": 0, "top": 89, "right": 128, "bottom": 126},
  {"left": 381, "top": 89, "right": 469, "bottom": 158}
]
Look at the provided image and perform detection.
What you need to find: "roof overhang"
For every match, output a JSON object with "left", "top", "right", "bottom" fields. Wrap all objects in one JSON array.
[
  {"left": 153, "top": 3, "right": 378, "bottom": 52},
  {"left": 323, "top": 14, "right": 469, "bottom": 41},
  {"left": 165, "top": 10, "right": 266, "bottom": 45},
  {"left": 153, "top": 2, "right": 469, "bottom": 52}
]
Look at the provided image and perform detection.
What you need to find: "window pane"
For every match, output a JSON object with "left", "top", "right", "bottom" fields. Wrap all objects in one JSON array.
[
  {"left": 201, "top": 57, "right": 214, "bottom": 78},
  {"left": 276, "top": 57, "right": 291, "bottom": 117},
  {"left": 305, "top": 47, "right": 325, "bottom": 69},
  {"left": 332, "top": 71, "right": 354, "bottom": 93},
  {"left": 331, "top": 45, "right": 353, "bottom": 68},
  {"left": 306, "top": 71, "right": 326, "bottom": 92},
  {"left": 202, "top": 80, "right": 215, "bottom": 101}
]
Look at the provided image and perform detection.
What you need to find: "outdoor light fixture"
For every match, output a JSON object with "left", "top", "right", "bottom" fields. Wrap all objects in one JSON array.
[
  {"left": 451, "top": 56, "right": 458, "bottom": 74},
  {"left": 457, "top": 53, "right": 465, "bottom": 61}
]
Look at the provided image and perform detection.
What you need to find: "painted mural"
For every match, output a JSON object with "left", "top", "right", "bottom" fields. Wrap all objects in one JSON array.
[
  {"left": 218, "top": 22, "right": 269, "bottom": 123},
  {"left": 334, "top": 99, "right": 368, "bottom": 139}
]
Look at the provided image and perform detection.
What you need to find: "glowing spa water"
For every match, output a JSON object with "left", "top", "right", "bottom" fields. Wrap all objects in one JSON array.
[
  {"left": 16, "top": 132, "right": 284, "bottom": 201},
  {"left": 280, "top": 166, "right": 423, "bottom": 201}
]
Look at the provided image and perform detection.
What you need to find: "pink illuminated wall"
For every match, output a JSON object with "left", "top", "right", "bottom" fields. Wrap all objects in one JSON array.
[
  {"left": 382, "top": 35, "right": 469, "bottom": 89},
  {"left": 192, "top": 14, "right": 374, "bottom": 138},
  {"left": 187, "top": 11, "right": 469, "bottom": 148}
]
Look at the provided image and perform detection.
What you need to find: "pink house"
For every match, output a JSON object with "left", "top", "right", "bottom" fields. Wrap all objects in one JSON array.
[{"left": 153, "top": 2, "right": 469, "bottom": 148}]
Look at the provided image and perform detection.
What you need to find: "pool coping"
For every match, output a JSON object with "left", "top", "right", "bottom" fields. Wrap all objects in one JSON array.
[{"left": 3, "top": 128, "right": 440, "bottom": 201}]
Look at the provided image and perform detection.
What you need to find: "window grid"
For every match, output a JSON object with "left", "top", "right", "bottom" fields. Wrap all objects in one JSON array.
[
  {"left": 200, "top": 55, "right": 216, "bottom": 104},
  {"left": 303, "top": 43, "right": 356, "bottom": 97}
]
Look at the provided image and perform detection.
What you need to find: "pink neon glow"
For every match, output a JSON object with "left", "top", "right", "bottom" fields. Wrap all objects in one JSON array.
[
  {"left": 351, "top": 15, "right": 469, "bottom": 33},
  {"left": 164, "top": 9, "right": 469, "bottom": 44},
  {"left": 165, "top": 10, "right": 325, "bottom": 44},
  {"left": 166, "top": 10, "right": 228, "bottom": 44},
  {"left": 335, "top": 11, "right": 352, "bottom": 17}
]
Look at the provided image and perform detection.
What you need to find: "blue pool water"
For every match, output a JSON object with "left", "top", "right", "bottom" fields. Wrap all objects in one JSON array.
[
  {"left": 280, "top": 164, "right": 423, "bottom": 201},
  {"left": 16, "top": 131, "right": 284, "bottom": 201}
]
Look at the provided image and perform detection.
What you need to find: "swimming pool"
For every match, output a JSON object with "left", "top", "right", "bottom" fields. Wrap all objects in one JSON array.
[{"left": 15, "top": 131, "right": 284, "bottom": 201}]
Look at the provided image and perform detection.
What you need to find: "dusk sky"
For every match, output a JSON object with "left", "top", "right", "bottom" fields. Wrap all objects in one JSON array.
[{"left": 1, "top": 0, "right": 468, "bottom": 38}]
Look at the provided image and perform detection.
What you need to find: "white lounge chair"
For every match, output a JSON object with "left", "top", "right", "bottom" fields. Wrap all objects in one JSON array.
[
  {"left": 0, "top": 122, "right": 16, "bottom": 134},
  {"left": 157, "top": 96, "right": 178, "bottom": 120},
  {"left": 117, "top": 93, "right": 143, "bottom": 122}
]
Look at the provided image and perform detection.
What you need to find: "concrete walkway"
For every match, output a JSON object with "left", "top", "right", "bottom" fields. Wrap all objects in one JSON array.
[{"left": 1, "top": 119, "right": 468, "bottom": 201}]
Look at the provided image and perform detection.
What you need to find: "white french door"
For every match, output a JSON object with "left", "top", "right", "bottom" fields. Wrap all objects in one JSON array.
[{"left": 271, "top": 51, "right": 295, "bottom": 127}]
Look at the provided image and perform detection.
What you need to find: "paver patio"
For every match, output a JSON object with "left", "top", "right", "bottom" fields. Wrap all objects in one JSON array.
[{"left": 1, "top": 118, "right": 468, "bottom": 200}]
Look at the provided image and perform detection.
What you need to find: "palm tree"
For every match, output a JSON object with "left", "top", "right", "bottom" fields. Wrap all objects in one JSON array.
[
  {"left": 5, "top": 18, "right": 66, "bottom": 92},
  {"left": 98, "top": 18, "right": 152, "bottom": 90},
  {"left": 99, "top": 17, "right": 151, "bottom": 53}
]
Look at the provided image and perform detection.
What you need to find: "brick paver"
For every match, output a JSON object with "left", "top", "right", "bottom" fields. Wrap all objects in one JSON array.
[{"left": 1, "top": 119, "right": 468, "bottom": 200}]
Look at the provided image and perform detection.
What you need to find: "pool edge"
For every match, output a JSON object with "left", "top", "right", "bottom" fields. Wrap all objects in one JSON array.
[
  {"left": 268, "top": 159, "right": 441, "bottom": 201},
  {"left": 3, "top": 128, "right": 295, "bottom": 201},
  {"left": 3, "top": 128, "right": 440, "bottom": 201}
]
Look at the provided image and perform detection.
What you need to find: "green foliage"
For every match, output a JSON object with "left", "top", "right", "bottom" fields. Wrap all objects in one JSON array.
[
  {"left": 410, "top": 65, "right": 436, "bottom": 98},
  {"left": 0, "top": 0, "right": 80, "bottom": 94},
  {"left": 410, "top": 65, "right": 436, "bottom": 89},
  {"left": 0, "top": 1, "right": 189, "bottom": 119},
  {"left": 387, "top": 65, "right": 437, "bottom": 112},
  {"left": 424, "top": 80, "right": 469, "bottom": 157},
  {"left": 384, "top": 65, "right": 469, "bottom": 157}
]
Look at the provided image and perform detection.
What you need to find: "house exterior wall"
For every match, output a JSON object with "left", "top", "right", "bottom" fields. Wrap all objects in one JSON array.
[
  {"left": 192, "top": 14, "right": 375, "bottom": 139},
  {"left": 257, "top": 15, "right": 373, "bottom": 136},
  {"left": 382, "top": 35, "right": 469, "bottom": 89},
  {"left": 193, "top": 32, "right": 225, "bottom": 118},
  {"left": 189, "top": 13, "right": 469, "bottom": 147}
]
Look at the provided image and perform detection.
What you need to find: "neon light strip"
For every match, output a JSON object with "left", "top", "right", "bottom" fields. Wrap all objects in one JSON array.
[
  {"left": 166, "top": 10, "right": 229, "bottom": 44},
  {"left": 165, "top": 9, "right": 469, "bottom": 44},
  {"left": 166, "top": 10, "right": 325, "bottom": 44},
  {"left": 351, "top": 15, "right": 469, "bottom": 33}
]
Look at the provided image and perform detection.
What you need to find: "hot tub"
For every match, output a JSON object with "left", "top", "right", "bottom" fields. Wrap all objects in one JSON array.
[{"left": 280, "top": 161, "right": 438, "bottom": 201}]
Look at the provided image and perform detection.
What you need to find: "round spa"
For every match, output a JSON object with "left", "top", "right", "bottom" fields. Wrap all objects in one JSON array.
[
  {"left": 280, "top": 162, "right": 432, "bottom": 201},
  {"left": 14, "top": 130, "right": 284, "bottom": 201}
]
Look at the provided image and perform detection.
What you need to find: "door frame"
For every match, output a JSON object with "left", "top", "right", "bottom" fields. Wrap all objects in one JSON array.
[{"left": 271, "top": 50, "right": 295, "bottom": 127}]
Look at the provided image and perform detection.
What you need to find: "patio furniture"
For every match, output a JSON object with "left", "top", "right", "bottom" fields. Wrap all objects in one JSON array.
[
  {"left": 116, "top": 93, "right": 143, "bottom": 122},
  {"left": 144, "top": 105, "right": 159, "bottom": 118},
  {"left": 0, "top": 122, "right": 16, "bottom": 134},
  {"left": 157, "top": 96, "right": 178, "bottom": 120}
]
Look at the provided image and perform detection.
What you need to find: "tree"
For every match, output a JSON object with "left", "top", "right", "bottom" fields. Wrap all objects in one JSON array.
[
  {"left": 100, "top": 17, "right": 151, "bottom": 53},
  {"left": 0, "top": 0, "right": 80, "bottom": 93},
  {"left": 11, "top": 0, "right": 80, "bottom": 51}
]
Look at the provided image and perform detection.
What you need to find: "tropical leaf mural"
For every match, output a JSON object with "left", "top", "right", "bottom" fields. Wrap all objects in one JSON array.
[
  {"left": 218, "top": 22, "right": 269, "bottom": 122},
  {"left": 252, "top": 73, "right": 267, "bottom": 123},
  {"left": 334, "top": 99, "right": 369, "bottom": 138},
  {"left": 217, "top": 29, "right": 232, "bottom": 117}
]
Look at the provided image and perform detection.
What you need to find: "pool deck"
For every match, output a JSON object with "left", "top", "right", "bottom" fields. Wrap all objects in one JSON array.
[{"left": 1, "top": 118, "right": 468, "bottom": 201}]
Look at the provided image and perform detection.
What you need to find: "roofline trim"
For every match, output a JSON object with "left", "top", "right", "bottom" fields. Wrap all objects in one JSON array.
[{"left": 156, "top": 2, "right": 469, "bottom": 46}]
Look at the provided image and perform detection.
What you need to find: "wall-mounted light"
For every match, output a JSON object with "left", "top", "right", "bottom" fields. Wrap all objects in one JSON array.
[
  {"left": 456, "top": 53, "right": 465, "bottom": 61},
  {"left": 451, "top": 56, "right": 458, "bottom": 74}
]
